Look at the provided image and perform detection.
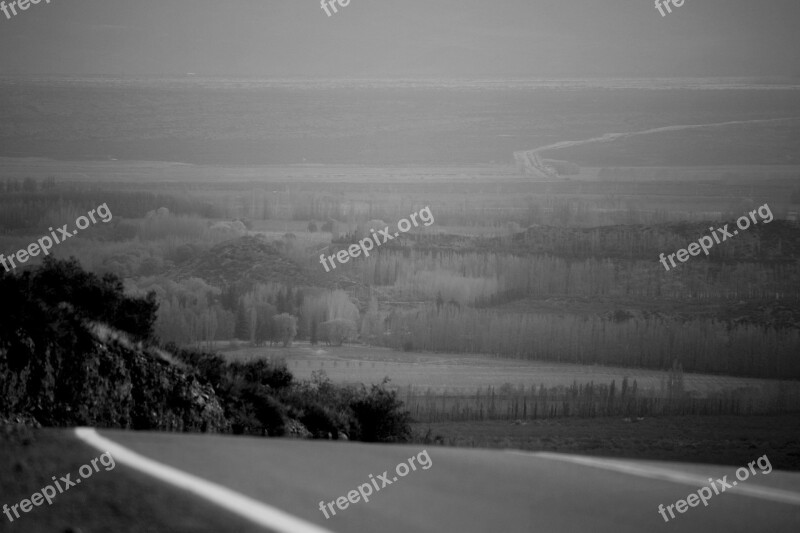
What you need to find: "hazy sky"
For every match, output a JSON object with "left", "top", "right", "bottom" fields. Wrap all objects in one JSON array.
[{"left": 0, "top": 0, "right": 798, "bottom": 78}]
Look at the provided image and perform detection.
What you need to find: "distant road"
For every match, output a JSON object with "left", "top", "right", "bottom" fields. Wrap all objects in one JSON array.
[
  {"left": 525, "top": 117, "right": 800, "bottom": 153},
  {"left": 78, "top": 429, "right": 800, "bottom": 533}
]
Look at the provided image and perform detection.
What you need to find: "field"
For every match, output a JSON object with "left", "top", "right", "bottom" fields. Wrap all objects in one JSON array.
[
  {"left": 410, "top": 414, "right": 800, "bottom": 470},
  {"left": 219, "top": 341, "right": 800, "bottom": 423},
  {"left": 219, "top": 341, "right": 791, "bottom": 395},
  {"left": 3, "top": 78, "right": 800, "bottom": 167}
]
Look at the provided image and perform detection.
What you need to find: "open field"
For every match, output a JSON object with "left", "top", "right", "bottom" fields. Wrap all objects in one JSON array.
[
  {"left": 411, "top": 414, "right": 800, "bottom": 470},
  {"left": 219, "top": 341, "right": 800, "bottom": 400},
  {"left": 0, "top": 157, "right": 521, "bottom": 184},
  {"left": 3, "top": 157, "right": 800, "bottom": 187},
  {"left": 3, "top": 78, "right": 800, "bottom": 167}
]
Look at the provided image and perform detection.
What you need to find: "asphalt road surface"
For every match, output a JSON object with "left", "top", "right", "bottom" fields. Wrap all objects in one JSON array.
[{"left": 79, "top": 429, "right": 800, "bottom": 533}]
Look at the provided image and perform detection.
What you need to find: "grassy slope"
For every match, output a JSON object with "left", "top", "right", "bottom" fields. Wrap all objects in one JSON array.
[{"left": 0, "top": 427, "right": 262, "bottom": 533}]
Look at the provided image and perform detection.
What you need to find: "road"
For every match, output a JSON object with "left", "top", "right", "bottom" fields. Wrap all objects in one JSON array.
[{"left": 78, "top": 428, "right": 800, "bottom": 533}]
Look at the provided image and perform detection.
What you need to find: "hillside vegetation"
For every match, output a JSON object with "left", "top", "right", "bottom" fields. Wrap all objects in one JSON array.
[{"left": 0, "top": 259, "right": 411, "bottom": 442}]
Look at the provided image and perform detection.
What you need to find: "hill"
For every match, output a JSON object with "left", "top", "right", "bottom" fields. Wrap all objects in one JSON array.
[{"left": 168, "top": 235, "right": 326, "bottom": 288}]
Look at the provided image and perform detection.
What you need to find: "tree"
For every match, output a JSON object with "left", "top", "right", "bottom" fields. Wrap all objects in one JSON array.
[
  {"left": 283, "top": 287, "right": 295, "bottom": 316},
  {"left": 360, "top": 297, "right": 382, "bottom": 344},
  {"left": 273, "top": 313, "right": 297, "bottom": 347},
  {"left": 253, "top": 304, "right": 277, "bottom": 347},
  {"left": 220, "top": 286, "right": 239, "bottom": 311},
  {"left": 321, "top": 319, "right": 357, "bottom": 346},
  {"left": 254, "top": 315, "right": 271, "bottom": 347},
  {"left": 22, "top": 177, "right": 38, "bottom": 193},
  {"left": 276, "top": 290, "right": 287, "bottom": 314},
  {"left": 310, "top": 317, "right": 318, "bottom": 346},
  {"left": 234, "top": 303, "right": 250, "bottom": 341},
  {"left": 41, "top": 176, "right": 56, "bottom": 190}
]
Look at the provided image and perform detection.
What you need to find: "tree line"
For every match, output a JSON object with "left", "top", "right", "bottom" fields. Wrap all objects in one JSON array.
[{"left": 376, "top": 304, "right": 800, "bottom": 379}]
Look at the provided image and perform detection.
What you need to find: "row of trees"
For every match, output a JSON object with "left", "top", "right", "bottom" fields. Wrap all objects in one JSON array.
[
  {"left": 401, "top": 376, "right": 792, "bottom": 422},
  {"left": 129, "top": 257, "right": 800, "bottom": 380},
  {"left": 219, "top": 186, "right": 766, "bottom": 228},
  {"left": 132, "top": 276, "right": 365, "bottom": 348},
  {"left": 0, "top": 189, "right": 219, "bottom": 231},
  {"left": 375, "top": 304, "right": 800, "bottom": 379},
  {"left": 338, "top": 248, "right": 800, "bottom": 305},
  {"left": 1, "top": 176, "right": 56, "bottom": 193}
]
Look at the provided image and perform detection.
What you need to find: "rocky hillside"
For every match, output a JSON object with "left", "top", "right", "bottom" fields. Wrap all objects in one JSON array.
[{"left": 0, "top": 260, "right": 228, "bottom": 432}]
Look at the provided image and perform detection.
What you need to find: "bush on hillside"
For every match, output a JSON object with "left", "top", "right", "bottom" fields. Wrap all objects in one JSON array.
[
  {"left": 280, "top": 372, "right": 412, "bottom": 442},
  {"left": 171, "top": 347, "right": 293, "bottom": 436},
  {"left": 23, "top": 257, "right": 158, "bottom": 341}
]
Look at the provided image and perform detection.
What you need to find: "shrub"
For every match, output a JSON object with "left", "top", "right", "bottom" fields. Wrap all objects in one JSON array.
[
  {"left": 167, "top": 344, "right": 227, "bottom": 389},
  {"left": 279, "top": 371, "right": 360, "bottom": 440},
  {"left": 298, "top": 402, "right": 343, "bottom": 439},
  {"left": 242, "top": 386, "right": 286, "bottom": 436},
  {"left": 238, "top": 359, "right": 293, "bottom": 391},
  {"left": 204, "top": 359, "right": 294, "bottom": 435},
  {"left": 350, "top": 379, "right": 412, "bottom": 443}
]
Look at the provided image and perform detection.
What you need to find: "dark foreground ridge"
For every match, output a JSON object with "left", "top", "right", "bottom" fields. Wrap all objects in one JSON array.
[{"left": 0, "top": 258, "right": 412, "bottom": 442}]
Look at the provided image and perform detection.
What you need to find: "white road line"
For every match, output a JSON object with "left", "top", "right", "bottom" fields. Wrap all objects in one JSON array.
[
  {"left": 74, "top": 428, "right": 336, "bottom": 533},
  {"left": 510, "top": 451, "right": 800, "bottom": 506}
]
